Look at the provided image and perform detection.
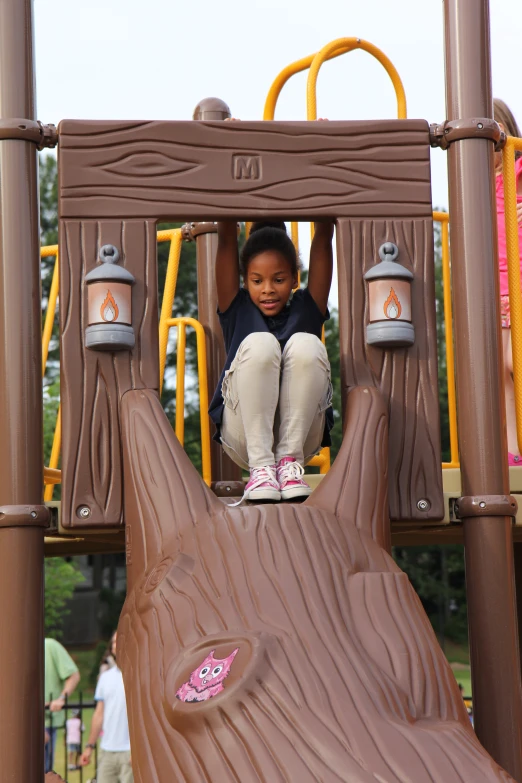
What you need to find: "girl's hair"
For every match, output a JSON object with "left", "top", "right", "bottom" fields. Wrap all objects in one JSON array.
[
  {"left": 240, "top": 222, "right": 300, "bottom": 277},
  {"left": 494, "top": 99, "right": 522, "bottom": 159}
]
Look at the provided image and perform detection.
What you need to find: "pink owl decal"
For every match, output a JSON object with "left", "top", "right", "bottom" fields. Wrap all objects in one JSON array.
[{"left": 176, "top": 648, "right": 239, "bottom": 703}]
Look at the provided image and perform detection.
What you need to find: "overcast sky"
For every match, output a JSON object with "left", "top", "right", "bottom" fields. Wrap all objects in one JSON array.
[{"left": 34, "top": 0, "right": 522, "bottom": 293}]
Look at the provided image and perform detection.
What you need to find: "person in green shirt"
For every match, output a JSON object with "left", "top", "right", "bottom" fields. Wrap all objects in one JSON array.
[{"left": 45, "top": 638, "right": 80, "bottom": 774}]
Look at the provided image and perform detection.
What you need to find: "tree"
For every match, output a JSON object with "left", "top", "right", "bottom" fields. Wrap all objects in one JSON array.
[
  {"left": 433, "top": 217, "right": 451, "bottom": 462},
  {"left": 393, "top": 545, "right": 468, "bottom": 647},
  {"left": 44, "top": 558, "right": 84, "bottom": 638}
]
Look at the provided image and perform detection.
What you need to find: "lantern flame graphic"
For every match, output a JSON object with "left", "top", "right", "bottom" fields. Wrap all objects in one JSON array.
[
  {"left": 383, "top": 288, "right": 402, "bottom": 320},
  {"left": 100, "top": 290, "right": 119, "bottom": 322}
]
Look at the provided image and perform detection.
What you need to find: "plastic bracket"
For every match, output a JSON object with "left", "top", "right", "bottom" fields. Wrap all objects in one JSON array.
[
  {"left": 453, "top": 494, "right": 518, "bottom": 520},
  {"left": 429, "top": 118, "right": 506, "bottom": 151},
  {"left": 182, "top": 222, "right": 218, "bottom": 242},
  {"left": 0, "top": 118, "right": 58, "bottom": 149},
  {"left": 0, "top": 504, "right": 51, "bottom": 529}
]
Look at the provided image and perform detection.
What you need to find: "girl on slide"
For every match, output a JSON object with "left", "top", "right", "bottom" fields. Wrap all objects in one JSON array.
[{"left": 209, "top": 219, "right": 335, "bottom": 502}]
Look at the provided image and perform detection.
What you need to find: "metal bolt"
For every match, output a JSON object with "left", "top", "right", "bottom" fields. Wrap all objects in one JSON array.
[
  {"left": 479, "top": 501, "right": 486, "bottom": 508},
  {"left": 30, "top": 511, "right": 37, "bottom": 518},
  {"left": 77, "top": 506, "right": 91, "bottom": 519},
  {"left": 477, "top": 122, "right": 483, "bottom": 129},
  {"left": 417, "top": 498, "right": 431, "bottom": 512}
]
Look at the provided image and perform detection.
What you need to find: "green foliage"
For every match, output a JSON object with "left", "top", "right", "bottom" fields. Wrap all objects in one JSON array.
[
  {"left": 98, "top": 586, "right": 126, "bottom": 639},
  {"left": 393, "top": 545, "right": 468, "bottom": 646},
  {"left": 44, "top": 558, "right": 85, "bottom": 638},
  {"left": 40, "top": 154, "right": 58, "bottom": 247},
  {"left": 324, "top": 308, "right": 342, "bottom": 460},
  {"left": 89, "top": 641, "right": 111, "bottom": 688},
  {"left": 433, "top": 217, "right": 450, "bottom": 462},
  {"left": 43, "top": 379, "right": 60, "bottom": 471}
]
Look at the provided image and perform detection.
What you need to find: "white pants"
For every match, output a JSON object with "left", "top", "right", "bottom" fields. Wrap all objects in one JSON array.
[
  {"left": 220, "top": 332, "right": 331, "bottom": 469},
  {"left": 97, "top": 749, "right": 133, "bottom": 783}
]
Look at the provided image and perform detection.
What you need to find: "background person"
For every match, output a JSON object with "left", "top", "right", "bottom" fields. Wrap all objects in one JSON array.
[
  {"left": 45, "top": 637, "right": 80, "bottom": 774},
  {"left": 66, "top": 710, "right": 83, "bottom": 770},
  {"left": 80, "top": 632, "right": 133, "bottom": 782}
]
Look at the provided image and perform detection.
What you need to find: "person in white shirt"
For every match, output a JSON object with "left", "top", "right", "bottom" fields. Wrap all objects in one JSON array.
[{"left": 80, "top": 632, "right": 133, "bottom": 782}]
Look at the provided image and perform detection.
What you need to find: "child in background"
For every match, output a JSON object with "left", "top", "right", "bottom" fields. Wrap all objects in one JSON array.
[
  {"left": 66, "top": 710, "right": 83, "bottom": 770},
  {"left": 493, "top": 98, "right": 522, "bottom": 465},
  {"left": 209, "top": 220, "right": 334, "bottom": 502}
]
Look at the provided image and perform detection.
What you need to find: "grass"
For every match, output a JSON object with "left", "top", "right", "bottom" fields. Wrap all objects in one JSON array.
[
  {"left": 439, "top": 640, "right": 472, "bottom": 698},
  {"left": 443, "top": 639, "right": 470, "bottom": 666}
]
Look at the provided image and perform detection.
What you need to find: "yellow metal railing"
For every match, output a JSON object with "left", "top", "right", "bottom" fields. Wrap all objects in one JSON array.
[
  {"left": 159, "top": 316, "right": 211, "bottom": 487},
  {"left": 158, "top": 229, "right": 183, "bottom": 381},
  {"left": 263, "top": 37, "right": 407, "bottom": 122},
  {"left": 306, "top": 38, "right": 407, "bottom": 121},
  {"left": 264, "top": 38, "right": 407, "bottom": 252},
  {"left": 503, "top": 136, "right": 522, "bottom": 454},
  {"left": 434, "top": 212, "right": 459, "bottom": 469},
  {"left": 41, "top": 244, "right": 62, "bottom": 500}
]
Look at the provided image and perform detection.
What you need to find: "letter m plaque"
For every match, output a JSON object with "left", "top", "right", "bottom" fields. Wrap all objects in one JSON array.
[{"left": 232, "top": 155, "right": 261, "bottom": 180}]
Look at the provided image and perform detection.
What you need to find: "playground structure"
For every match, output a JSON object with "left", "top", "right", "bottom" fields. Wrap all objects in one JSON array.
[{"left": 2, "top": 0, "right": 522, "bottom": 781}]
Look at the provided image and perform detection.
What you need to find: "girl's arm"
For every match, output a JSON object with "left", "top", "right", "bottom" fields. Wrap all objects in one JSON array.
[
  {"left": 308, "top": 221, "right": 335, "bottom": 315},
  {"left": 216, "top": 221, "right": 240, "bottom": 312}
]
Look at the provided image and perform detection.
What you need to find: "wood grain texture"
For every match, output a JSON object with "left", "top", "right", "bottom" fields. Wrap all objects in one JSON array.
[
  {"left": 59, "top": 219, "right": 159, "bottom": 528},
  {"left": 58, "top": 120, "right": 432, "bottom": 220},
  {"left": 58, "top": 120, "right": 442, "bottom": 523},
  {"left": 119, "top": 387, "right": 512, "bottom": 783},
  {"left": 336, "top": 217, "right": 443, "bottom": 521}
]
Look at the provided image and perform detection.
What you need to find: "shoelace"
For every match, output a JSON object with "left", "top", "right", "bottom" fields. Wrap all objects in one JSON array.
[
  {"left": 278, "top": 460, "right": 305, "bottom": 485},
  {"left": 230, "top": 465, "right": 278, "bottom": 507}
]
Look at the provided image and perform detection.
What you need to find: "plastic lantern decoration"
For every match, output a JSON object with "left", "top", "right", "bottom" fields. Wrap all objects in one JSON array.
[
  {"left": 364, "top": 242, "right": 414, "bottom": 348},
  {"left": 85, "top": 244, "right": 135, "bottom": 351}
]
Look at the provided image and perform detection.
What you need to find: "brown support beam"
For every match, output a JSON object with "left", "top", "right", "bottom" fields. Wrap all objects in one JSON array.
[
  {"left": 444, "top": 0, "right": 522, "bottom": 776},
  {"left": 193, "top": 98, "right": 241, "bottom": 485},
  {"left": 0, "top": 0, "right": 45, "bottom": 780}
]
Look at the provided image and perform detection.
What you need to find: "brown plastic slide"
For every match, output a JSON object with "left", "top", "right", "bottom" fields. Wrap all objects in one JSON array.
[{"left": 117, "top": 386, "right": 513, "bottom": 782}]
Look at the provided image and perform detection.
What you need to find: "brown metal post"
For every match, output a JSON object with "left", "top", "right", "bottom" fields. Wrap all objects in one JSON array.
[
  {"left": 514, "top": 543, "right": 522, "bottom": 682},
  {"left": 192, "top": 98, "right": 241, "bottom": 485},
  {"left": 444, "top": 0, "right": 522, "bottom": 776},
  {"left": 0, "top": 0, "right": 46, "bottom": 780}
]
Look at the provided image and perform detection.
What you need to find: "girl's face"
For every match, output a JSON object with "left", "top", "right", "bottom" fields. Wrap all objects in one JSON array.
[{"left": 245, "top": 251, "right": 297, "bottom": 317}]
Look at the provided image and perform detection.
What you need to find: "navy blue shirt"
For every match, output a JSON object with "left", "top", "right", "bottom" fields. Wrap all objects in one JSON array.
[{"left": 209, "top": 287, "right": 334, "bottom": 445}]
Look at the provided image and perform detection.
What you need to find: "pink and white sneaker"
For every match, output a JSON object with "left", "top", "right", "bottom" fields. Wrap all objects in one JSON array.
[
  {"left": 276, "top": 457, "right": 312, "bottom": 501},
  {"left": 241, "top": 465, "right": 281, "bottom": 502}
]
